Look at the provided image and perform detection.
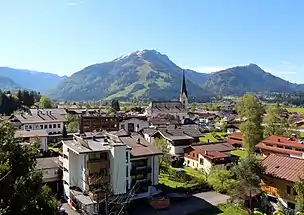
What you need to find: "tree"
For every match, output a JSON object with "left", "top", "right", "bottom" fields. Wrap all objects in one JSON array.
[
  {"left": 230, "top": 154, "right": 264, "bottom": 213},
  {"left": 220, "top": 121, "right": 228, "bottom": 132},
  {"left": 207, "top": 168, "right": 237, "bottom": 193},
  {"left": 237, "top": 93, "right": 264, "bottom": 153},
  {"left": 294, "top": 178, "right": 304, "bottom": 212},
  {"left": 66, "top": 114, "right": 78, "bottom": 133},
  {"left": 0, "top": 120, "right": 58, "bottom": 214},
  {"left": 39, "top": 96, "right": 53, "bottom": 108},
  {"left": 111, "top": 99, "right": 120, "bottom": 112},
  {"left": 190, "top": 103, "right": 196, "bottom": 112},
  {"left": 153, "top": 137, "right": 171, "bottom": 164}
]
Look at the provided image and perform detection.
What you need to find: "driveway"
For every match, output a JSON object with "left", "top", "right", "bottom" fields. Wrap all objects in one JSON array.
[{"left": 129, "top": 191, "right": 230, "bottom": 215}]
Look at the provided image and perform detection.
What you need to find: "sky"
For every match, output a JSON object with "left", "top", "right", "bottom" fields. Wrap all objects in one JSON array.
[{"left": 0, "top": 0, "right": 303, "bottom": 83}]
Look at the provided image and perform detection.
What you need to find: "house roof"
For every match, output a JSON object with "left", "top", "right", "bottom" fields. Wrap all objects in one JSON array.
[
  {"left": 226, "top": 132, "right": 243, "bottom": 145},
  {"left": 262, "top": 154, "right": 304, "bottom": 182},
  {"left": 15, "top": 130, "right": 49, "bottom": 138},
  {"left": 256, "top": 143, "right": 302, "bottom": 157},
  {"left": 36, "top": 157, "right": 59, "bottom": 169},
  {"left": 149, "top": 101, "right": 186, "bottom": 113},
  {"left": 119, "top": 133, "right": 162, "bottom": 157},
  {"left": 30, "top": 108, "right": 67, "bottom": 116},
  {"left": 259, "top": 135, "right": 304, "bottom": 150},
  {"left": 149, "top": 118, "right": 180, "bottom": 126},
  {"left": 153, "top": 126, "right": 204, "bottom": 141},
  {"left": 13, "top": 113, "right": 66, "bottom": 124}
]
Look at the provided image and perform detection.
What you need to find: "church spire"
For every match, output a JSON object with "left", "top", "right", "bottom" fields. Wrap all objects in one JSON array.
[
  {"left": 180, "top": 69, "right": 188, "bottom": 110},
  {"left": 181, "top": 69, "right": 188, "bottom": 97}
]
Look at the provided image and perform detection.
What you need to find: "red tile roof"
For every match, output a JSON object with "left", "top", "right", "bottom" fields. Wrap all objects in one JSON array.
[
  {"left": 262, "top": 154, "right": 304, "bottom": 182},
  {"left": 259, "top": 135, "right": 304, "bottom": 150},
  {"left": 226, "top": 132, "right": 243, "bottom": 146}
]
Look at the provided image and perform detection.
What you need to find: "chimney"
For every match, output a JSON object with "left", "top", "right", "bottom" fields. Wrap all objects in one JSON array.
[
  {"left": 207, "top": 139, "right": 210, "bottom": 143},
  {"left": 205, "top": 151, "right": 208, "bottom": 155},
  {"left": 278, "top": 138, "right": 280, "bottom": 142},
  {"left": 49, "top": 111, "right": 52, "bottom": 115},
  {"left": 137, "top": 138, "right": 141, "bottom": 144}
]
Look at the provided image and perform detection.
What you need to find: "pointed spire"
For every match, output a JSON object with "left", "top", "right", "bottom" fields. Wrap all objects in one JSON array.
[{"left": 181, "top": 69, "right": 188, "bottom": 97}]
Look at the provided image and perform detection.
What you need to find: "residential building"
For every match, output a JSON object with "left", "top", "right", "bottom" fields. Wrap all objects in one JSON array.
[
  {"left": 145, "top": 71, "right": 188, "bottom": 119},
  {"left": 226, "top": 132, "right": 243, "bottom": 148},
  {"left": 36, "top": 157, "right": 61, "bottom": 193},
  {"left": 148, "top": 125, "right": 204, "bottom": 155},
  {"left": 261, "top": 154, "right": 304, "bottom": 211},
  {"left": 61, "top": 131, "right": 162, "bottom": 211},
  {"left": 226, "top": 124, "right": 239, "bottom": 134},
  {"left": 79, "top": 115, "right": 149, "bottom": 133},
  {"left": 9, "top": 112, "right": 66, "bottom": 135},
  {"left": 256, "top": 135, "right": 304, "bottom": 158},
  {"left": 183, "top": 142, "right": 239, "bottom": 174},
  {"left": 30, "top": 108, "right": 67, "bottom": 117},
  {"left": 15, "top": 130, "right": 48, "bottom": 151}
]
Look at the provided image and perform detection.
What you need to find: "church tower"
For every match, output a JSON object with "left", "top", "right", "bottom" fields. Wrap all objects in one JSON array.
[{"left": 180, "top": 69, "right": 188, "bottom": 110}]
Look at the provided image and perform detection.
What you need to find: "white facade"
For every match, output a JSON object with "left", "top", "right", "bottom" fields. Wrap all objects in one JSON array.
[
  {"left": 22, "top": 122, "right": 64, "bottom": 134},
  {"left": 119, "top": 118, "right": 149, "bottom": 132},
  {"left": 41, "top": 167, "right": 60, "bottom": 182}
]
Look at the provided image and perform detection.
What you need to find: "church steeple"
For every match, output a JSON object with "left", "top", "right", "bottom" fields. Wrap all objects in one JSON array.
[{"left": 180, "top": 69, "right": 188, "bottom": 110}]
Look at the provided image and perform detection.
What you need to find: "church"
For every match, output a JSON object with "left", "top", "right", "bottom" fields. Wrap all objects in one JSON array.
[{"left": 145, "top": 70, "right": 189, "bottom": 120}]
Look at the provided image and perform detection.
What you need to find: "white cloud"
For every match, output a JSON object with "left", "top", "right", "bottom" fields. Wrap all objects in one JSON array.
[{"left": 66, "top": 1, "right": 82, "bottom": 6}]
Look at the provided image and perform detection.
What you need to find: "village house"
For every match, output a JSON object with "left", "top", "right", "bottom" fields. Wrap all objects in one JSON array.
[
  {"left": 226, "top": 131, "right": 243, "bottom": 148},
  {"left": 256, "top": 135, "right": 304, "bottom": 159},
  {"left": 9, "top": 111, "right": 66, "bottom": 136},
  {"left": 183, "top": 142, "right": 239, "bottom": 174},
  {"left": 260, "top": 154, "right": 304, "bottom": 211},
  {"left": 30, "top": 108, "right": 68, "bottom": 117},
  {"left": 15, "top": 129, "right": 49, "bottom": 151},
  {"left": 36, "top": 157, "right": 61, "bottom": 194},
  {"left": 61, "top": 131, "right": 162, "bottom": 212},
  {"left": 147, "top": 125, "right": 204, "bottom": 155}
]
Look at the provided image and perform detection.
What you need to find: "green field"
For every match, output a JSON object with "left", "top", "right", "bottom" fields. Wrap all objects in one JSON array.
[
  {"left": 286, "top": 107, "right": 304, "bottom": 113},
  {"left": 200, "top": 132, "right": 228, "bottom": 143},
  {"left": 189, "top": 204, "right": 249, "bottom": 215}
]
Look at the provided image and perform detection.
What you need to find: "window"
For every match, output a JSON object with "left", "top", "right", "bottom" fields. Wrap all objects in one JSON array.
[
  {"left": 40, "top": 125, "right": 43, "bottom": 129},
  {"left": 29, "top": 125, "right": 32, "bottom": 129},
  {"left": 196, "top": 154, "right": 199, "bottom": 158},
  {"left": 121, "top": 124, "right": 125, "bottom": 130},
  {"left": 287, "top": 202, "right": 295, "bottom": 210},
  {"left": 64, "top": 154, "right": 68, "bottom": 159},
  {"left": 278, "top": 145, "right": 283, "bottom": 148},
  {"left": 187, "top": 160, "right": 190, "bottom": 165},
  {"left": 53, "top": 124, "right": 56, "bottom": 128},
  {"left": 192, "top": 152, "right": 195, "bottom": 157},
  {"left": 267, "top": 196, "right": 277, "bottom": 203},
  {"left": 266, "top": 144, "right": 273, "bottom": 147},
  {"left": 285, "top": 146, "right": 292, "bottom": 150},
  {"left": 126, "top": 166, "right": 128, "bottom": 177},
  {"left": 44, "top": 125, "right": 47, "bottom": 129},
  {"left": 200, "top": 158, "right": 204, "bottom": 165},
  {"left": 25, "top": 125, "right": 28, "bottom": 129},
  {"left": 58, "top": 124, "right": 61, "bottom": 128},
  {"left": 126, "top": 151, "right": 129, "bottom": 163},
  {"left": 287, "top": 186, "right": 291, "bottom": 194},
  {"left": 49, "top": 124, "right": 52, "bottom": 129}
]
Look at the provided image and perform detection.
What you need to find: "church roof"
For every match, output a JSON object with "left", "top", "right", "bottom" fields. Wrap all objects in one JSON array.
[{"left": 181, "top": 70, "right": 188, "bottom": 97}]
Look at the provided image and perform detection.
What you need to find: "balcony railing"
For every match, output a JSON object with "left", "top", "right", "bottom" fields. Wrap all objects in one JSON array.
[{"left": 87, "top": 159, "right": 109, "bottom": 170}]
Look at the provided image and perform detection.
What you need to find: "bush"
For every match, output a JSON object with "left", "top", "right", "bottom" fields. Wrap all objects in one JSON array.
[{"left": 168, "top": 169, "right": 192, "bottom": 183}]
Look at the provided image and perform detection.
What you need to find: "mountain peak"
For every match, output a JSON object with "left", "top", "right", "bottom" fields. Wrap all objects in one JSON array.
[{"left": 113, "top": 49, "right": 166, "bottom": 62}]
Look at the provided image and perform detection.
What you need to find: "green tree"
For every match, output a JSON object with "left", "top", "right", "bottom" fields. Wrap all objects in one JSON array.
[
  {"left": 237, "top": 93, "right": 264, "bottom": 153},
  {"left": 111, "top": 99, "right": 120, "bottom": 112},
  {"left": 230, "top": 154, "right": 264, "bottom": 213},
  {"left": 38, "top": 96, "right": 53, "bottom": 108},
  {"left": 66, "top": 114, "right": 78, "bottom": 133},
  {"left": 294, "top": 178, "right": 304, "bottom": 212},
  {"left": 207, "top": 168, "right": 237, "bottom": 193},
  {"left": 153, "top": 137, "right": 171, "bottom": 164},
  {"left": 220, "top": 121, "right": 228, "bottom": 132},
  {"left": 190, "top": 103, "right": 196, "bottom": 112},
  {"left": 0, "top": 120, "right": 58, "bottom": 214}
]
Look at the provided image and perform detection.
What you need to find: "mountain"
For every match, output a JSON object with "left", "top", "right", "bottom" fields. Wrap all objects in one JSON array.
[
  {"left": 0, "top": 67, "right": 67, "bottom": 93},
  {"left": 202, "top": 64, "right": 301, "bottom": 96},
  {"left": 0, "top": 76, "right": 23, "bottom": 92},
  {"left": 47, "top": 50, "right": 213, "bottom": 101}
]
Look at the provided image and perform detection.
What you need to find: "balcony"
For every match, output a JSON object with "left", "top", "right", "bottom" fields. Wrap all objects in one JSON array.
[
  {"left": 131, "top": 166, "right": 152, "bottom": 176},
  {"left": 87, "top": 159, "right": 109, "bottom": 170}
]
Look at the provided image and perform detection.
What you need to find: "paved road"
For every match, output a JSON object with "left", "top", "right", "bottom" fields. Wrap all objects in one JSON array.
[
  {"left": 130, "top": 191, "right": 229, "bottom": 215},
  {"left": 60, "top": 191, "right": 229, "bottom": 215}
]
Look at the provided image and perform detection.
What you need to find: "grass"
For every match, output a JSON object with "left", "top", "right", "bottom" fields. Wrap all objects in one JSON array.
[
  {"left": 286, "top": 107, "right": 304, "bottom": 113},
  {"left": 200, "top": 132, "right": 228, "bottom": 143},
  {"left": 231, "top": 149, "right": 247, "bottom": 159},
  {"left": 189, "top": 204, "right": 249, "bottom": 215}
]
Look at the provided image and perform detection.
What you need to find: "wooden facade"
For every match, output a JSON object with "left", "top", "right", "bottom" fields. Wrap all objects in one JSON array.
[{"left": 79, "top": 116, "right": 120, "bottom": 133}]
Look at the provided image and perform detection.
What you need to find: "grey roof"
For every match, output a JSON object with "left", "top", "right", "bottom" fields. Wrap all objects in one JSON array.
[
  {"left": 141, "top": 127, "right": 157, "bottom": 136},
  {"left": 30, "top": 108, "right": 67, "bottom": 115},
  {"left": 36, "top": 157, "right": 59, "bottom": 169},
  {"left": 191, "top": 142, "right": 235, "bottom": 152},
  {"left": 148, "top": 101, "right": 186, "bottom": 113},
  {"left": 154, "top": 126, "right": 204, "bottom": 141},
  {"left": 13, "top": 113, "right": 66, "bottom": 124}
]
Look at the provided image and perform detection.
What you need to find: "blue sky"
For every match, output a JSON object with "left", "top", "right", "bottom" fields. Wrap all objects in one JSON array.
[{"left": 0, "top": 0, "right": 303, "bottom": 83}]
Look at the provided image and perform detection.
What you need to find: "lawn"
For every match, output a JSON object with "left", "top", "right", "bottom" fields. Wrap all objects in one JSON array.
[
  {"left": 189, "top": 204, "right": 249, "bottom": 215},
  {"left": 286, "top": 107, "right": 304, "bottom": 114},
  {"left": 231, "top": 149, "right": 264, "bottom": 160},
  {"left": 200, "top": 132, "right": 228, "bottom": 143}
]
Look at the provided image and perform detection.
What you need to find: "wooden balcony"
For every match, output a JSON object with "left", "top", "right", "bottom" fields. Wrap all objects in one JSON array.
[{"left": 87, "top": 159, "right": 109, "bottom": 171}]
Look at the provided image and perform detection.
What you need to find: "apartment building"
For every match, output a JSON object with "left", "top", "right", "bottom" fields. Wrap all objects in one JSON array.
[
  {"left": 15, "top": 130, "right": 48, "bottom": 151},
  {"left": 10, "top": 111, "right": 66, "bottom": 135},
  {"left": 61, "top": 131, "right": 162, "bottom": 212}
]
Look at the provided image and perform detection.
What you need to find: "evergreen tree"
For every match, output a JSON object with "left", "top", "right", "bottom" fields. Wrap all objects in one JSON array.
[
  {"left": 111, "top": 99, "right": 120, "bottom": 111},
  {"left": 0, "top": 121, "right": 58, "bottom": 214}
]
